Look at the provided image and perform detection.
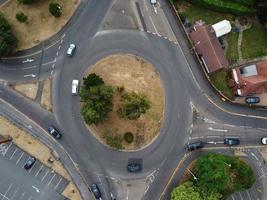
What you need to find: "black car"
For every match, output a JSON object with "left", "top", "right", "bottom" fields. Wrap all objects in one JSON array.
[
  {"left": 90, "top": 183, "right": 101, "bottom": 199},
  {"left": 48, "top": 126, "right": 62, "bottom": 139},
  {"left": 127, "top": 162, "right": 142, "bottom": 172},
  {"left": 187, "top": 142, "right": 204, "bottom": 151},
  {"left": 24, "top": 156, "right": 36, "bottom": 170},
  {"left": 245, "top": 97, "right": 260, "bottom": 104},
  {"left": 224, "top": 138, "right": 240, "bottom": 146}
]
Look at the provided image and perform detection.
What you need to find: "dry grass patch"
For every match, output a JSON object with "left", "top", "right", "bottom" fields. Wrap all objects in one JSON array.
[
  {"left": 41, "top": 78, "right": 53, "bottom": 112},
  {"left": 0, "top": 0, "right": 80, "bottom": 50},
  {"left": 87, "top": 54, "right": 165, "bottom": 150},
  {"left": 12, "top": 81, "right": 38, "bottom": 100},
  {"left": 62, "top": 182, "right": 82, "bottom": 200}
]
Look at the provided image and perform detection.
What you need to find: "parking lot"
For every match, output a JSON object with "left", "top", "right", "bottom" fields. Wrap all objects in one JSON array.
[{"left": 0, "top": 141, "right": 69, "bottom": 195}]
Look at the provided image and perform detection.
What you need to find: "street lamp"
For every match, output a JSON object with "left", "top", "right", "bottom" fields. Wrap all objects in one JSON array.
[
  {"left": 187, "top": 168, "right": 198, "bottom": 180},
  {"left": 222, "top": 161, "right": 231, "bottom": 167}
]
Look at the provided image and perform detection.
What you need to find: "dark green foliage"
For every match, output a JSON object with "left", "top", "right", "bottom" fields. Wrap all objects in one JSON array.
[
  {"left": 117, "top": 91, "right": 151, "bottom": 120},
  {"left": 80, "top": 74, "right": 114, "bottom": 125},
  {"left": 0, "top": 13, "right": 17, "bottom": 57},
  {"left": 171, "top": 181, "right": 202, "bottom": 200},
  {"left": 17, "top": 0, "right": 35, "bottom": 4},
  {"left": 186, "top": 0, "right": 255, "bottom": 15},
  {"left": 49, "top": 2, "right": 62, "bottom": 18},
  {"left": 256, "top": 0, "right": 267, "bottom": 26},
  {"left": 123, "top": 132, "right": 134, "bottom": 143},
  {"left": 82, "top": 73, "right": 104, "bottom": 89},
  {"left": 16, "top": 12, "right": 28, "bottom": 23},
  {"left": 104, "top": 133, "right": 123, "bottom": 149}
]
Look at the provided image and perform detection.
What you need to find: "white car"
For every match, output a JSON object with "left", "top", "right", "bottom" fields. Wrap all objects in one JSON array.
[
  {"left": 67, "top": 44, "right": 76, "bottom": 57},
  {"left": 261, "top": 137, "right": 267, "bottom": 145},
  {"left": 72, "top": 80, "right": 79, "bottom": 95},
  {"left": 150, "top": 0, "right": 157, "bottom": 5}
]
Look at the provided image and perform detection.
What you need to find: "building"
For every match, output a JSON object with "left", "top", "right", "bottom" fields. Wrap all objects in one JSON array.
[
  {"left": 230, "top": 60, "right": 267, "bottom": 96},
  {"left": 189, "top": 25, "right": 229, "bottom": 74},
  {"left": 212, "top": 20, "right": 232, "bottom": 38}
]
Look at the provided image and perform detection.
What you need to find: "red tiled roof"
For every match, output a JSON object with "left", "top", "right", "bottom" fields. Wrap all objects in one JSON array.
[{"left": 189, "top": 25, "right": 229, "bottom": 73}]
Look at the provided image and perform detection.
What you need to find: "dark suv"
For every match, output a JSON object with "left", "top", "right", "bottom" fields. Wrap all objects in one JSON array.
[
  {"left": 224, "top": 138, "right": 240, "bottom": 146},
  {"left": 48, "top": 126, "right": 62, "bottom": 139},
  {"left": 24, "top": 156, "right": 36, "bottom": 170},
  {"left": 90, "top": 184, "right": 101, "bottom": 199},
  {"left": 187, "top": 142, "right": 204, "bottom": 151}
]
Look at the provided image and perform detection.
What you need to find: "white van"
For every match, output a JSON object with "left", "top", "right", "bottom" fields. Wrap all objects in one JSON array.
[{"left": 72, "top": 80, "right": 79, "bottom": 95}]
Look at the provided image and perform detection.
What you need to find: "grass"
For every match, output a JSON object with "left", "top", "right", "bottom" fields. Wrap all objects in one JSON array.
[
  {"left": 241, "top": 23, "right": 267, "bottom": 59},
  {"left": 210, "top": 69, "right": 234, "bottom": 99},
  {"left": 226, "top": 32, "right": 239, "bottom": 64},
  {"left": 175, "top": 0, "right": 234, "bottom": 25}
]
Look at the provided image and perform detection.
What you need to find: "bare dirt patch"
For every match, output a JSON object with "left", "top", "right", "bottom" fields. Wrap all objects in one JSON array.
[
  {"left": 0, "top": 0, "right": 80, "bottom": 50},
  {"left": 11, "top": 81, "right": 38, "bottom": 100},
  {"left": 87, "top": 54, "right": 165, "bottom": 150},
  {"left": 0, "top": 115, "right": 81, "bottom": 200},
  {"left": 41, "top": 78, "right": 53, "bottom": 112}
]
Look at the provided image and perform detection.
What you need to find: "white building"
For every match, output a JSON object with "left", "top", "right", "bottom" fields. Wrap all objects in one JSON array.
[{"left": 212, "top": 20, "right": 232, "bottom": 38}]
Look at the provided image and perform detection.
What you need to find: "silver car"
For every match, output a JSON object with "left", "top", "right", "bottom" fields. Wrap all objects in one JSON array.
[{"left": 67, "top": 44, "right": 76, "bottom": 57}]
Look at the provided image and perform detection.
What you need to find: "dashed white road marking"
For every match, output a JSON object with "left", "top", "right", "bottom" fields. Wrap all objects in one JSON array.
[
  {"left": 208, "top": 127, "right": 228, "bottom": 132},
  {"left": 23, "top": 66, "right": 37, "bottom": 70}
]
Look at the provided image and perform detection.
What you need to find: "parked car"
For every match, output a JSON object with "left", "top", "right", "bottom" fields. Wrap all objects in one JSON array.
[
  {"left": 67, "top": 44, "right": 76, "bottom": 57},
  {"left": 90, "top": 183, "right": 101, "bottom": 199},
  {"left": 224, "top": 138, "right": 240, "bottom": 146},
  {"left": 261, "top": 137, "right": 267, "bottom": 145},
  {"left": 245, "top": 97, "right": 260, "bottom": 104},
  {"left": 72, "top": 80, "right": 79, "bottom": 95},
  {"left": 150, "top": 0, "right": 157, "bottom": 5},
  {"left": 48, "top": 126, "right": 62, "bottom": 139},
  {"left": 24, "top": 156, "right": 36, "bottom": 170},
  {"left": 127, "top": 162, "right": 142, "bottom": 172},
  {"left": 187, "top": 142, "right": 204, "bottom": 151}
]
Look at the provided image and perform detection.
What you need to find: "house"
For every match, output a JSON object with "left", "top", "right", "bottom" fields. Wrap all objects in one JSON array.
[
  {"left": 230, "top": 60, "right": 267, "bottom": 96},
  {"left": 189, "top": 24, "right": 229, "bottom": 74},
  {"left": 212, "top": 20, "right": 232, "bottom": 38}
]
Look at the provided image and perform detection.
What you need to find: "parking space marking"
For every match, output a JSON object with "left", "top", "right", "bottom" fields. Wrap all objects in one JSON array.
[
  {"left": 239, "top": 192, "right": 244, "bottom": 200},
  {"left": 3, "top": 143, "right": 12, "bottom": 156},
  {"left": 9, "top": 148, "right": 17, "bottom": 160},
  {"left": 48, "top": 174, "right": 56, "bottom": 186},
  {"left": 10, "top": 187, "right": 19, "bottom": 200},
  {"left": 16, "top": 152, "right": 24, "bottom": 165},
  {"left": 0, "top": 193, "right": 9, "bottom": 200},
  {"left": 246, "top": 190, "right": 252, "bottom": 200},
  {"left": 54, "top": 177, "right": 62, "bottom": 190},
  {"left": 41, "top": 169, "right": 49, "bottom": 182},
  {"left": 35, "top": 165, "right": 43, "bottom": 177},
  {"left": 1, "top": 183, "right": 12, "bottom": 200}
]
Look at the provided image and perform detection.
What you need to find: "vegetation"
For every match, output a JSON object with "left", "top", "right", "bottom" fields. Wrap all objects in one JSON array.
[
  {"left": 117, "top": 91, "right": 151, "bottom": 120},
  {"left": 256, "top": 0, "right": 267, "bottom": 30},
  {"left": 104, "top": 132, "right": 123, "bottom": 150},
  {"left": 171, "top": 153, "right": 255, "bottom": 200},
  {"left": 241, "top": 24, "right": 267, "bottom": 59},
  {"left": 80, "top": 74, "right": 114, "bottom": 125},
  {"left": 82, "top": 73, "right": 104, "bottom": 88},
  {"left": 226, "top": 32, "right": 239, "bottom": 63},
  {"left": 17, "top": 0, "right": 35, "bottom": 4},
  {"left": 16, "top": 12, "right": 28, "bottom": 23},
  {"left": 209, "top": 69, "right": 233, "bottom": 99},
  {"left": 49, "top": 2, "right": 62, "bottom": 18},
  {"left": 123, "top": 132, "right": 134, "bottom": 143},
  {"left": 0, "top": 13, "right": 17, "bottom": 57}
]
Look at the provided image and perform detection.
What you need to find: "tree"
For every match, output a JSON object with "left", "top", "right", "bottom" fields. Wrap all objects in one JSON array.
[
  {"left": 171, "top": 181, "right": 202, "bottom": 200},
  {"left": 49, "top": 2, "right": 62, "bottom": 18},
  {"left": 0, "top": 13, "right": 17, "bottom": 57},
  {"left": 117, "top": 91, "right": 151, "bottom": 120},
  {"left": 16, "top": 12, "right": 28, "bottom": 23},
  {"left": 82, "top": 73, "right": 104, "bottom": 89}
]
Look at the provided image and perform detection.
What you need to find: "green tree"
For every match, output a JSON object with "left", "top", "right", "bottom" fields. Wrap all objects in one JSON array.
[
  {"left": 117, "top": 91, "right": 151, "bottom": 120},
  {"left": 49, "top": 2, "right": 62, "bottom": 18},
  {"left": 82, "top": 73, "right": 104, "bottom": 89},
  {"left": 16, "top": 12, "right": 28, "bottom": 23},
  {"left": 171, "top": 181, "right": 202, "bottom": 200}
]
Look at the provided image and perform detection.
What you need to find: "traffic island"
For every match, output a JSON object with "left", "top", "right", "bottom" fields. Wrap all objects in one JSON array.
[{"left": 81, "top": 54, "right": 165, "bottom": 150}]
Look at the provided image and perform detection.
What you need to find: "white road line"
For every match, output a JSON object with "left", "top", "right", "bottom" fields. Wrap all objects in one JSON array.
[
  {"left": 50, "top": 70, "right": 53, "bottom": 75},
  {"left": 208, "top": 127, "right": 228, "bottom": 132},
  {"left": 28, "top": 162, "right": 35, "bottom": 173},
  {"left": 23, "top": 66, "right": 37, "bottom": 70},
  {"left": 56, "top": 51, "right": 59, "bottom": 56},
  {"left": 23, "top": 74, "right": 36, "bottom": 78},
  {"left": 9, "top": 148, "right": 17, "bottom": 160},
  {"left": 1, "top": 183, "right": 13, "bottom": 200},
  {"left": 42, "top": 59, "right": 56, "bottom": 66},
  {"left": 58, "top": 45, "right": 61, "bottom": 50},
  {"left": 224, "top": 124, "right": 236, "bottom": 127},
  {"left": 239, "top": 192, "right": 244, "bottom": 200},
  {"left": 207, "top": 135, "right": 220, "bottom": 138},
  {"left": 149, "top": 15, "right": 159, "bottom": 34},
  {"left": 0, "top": 193, "right": 9, "bottom": 200},
  {"left": 35, "top": 165, "right": 43, "bottom": 177},
  {"left": 54, "top": 177, "right": 62, "bottom": 190},
  {"left": 190, "top": 136, "right": 204, "bottom": 140},
  {"left": 246, "top": 190, "right": 252, "bottom": 200},
  {"left": 41, "top": 170, "right": 49, "bottom": 182},
  {"left": 231, "top": 195, "right": 235, "bottom": 200},
  {"left": 3, "top": 143, "right": 12, "bottom": 156},
  {"left": 16, "top": 152, "right": 24, "bottom": 165},
  {"left": 47, "top": 174, "right": 56, "bottom": 186},
  {"left": 10, "top": 187, "right": 19, "bottom": 200},
  {"left": 52, "top": 64, "right": 55, "bottom": 68}
]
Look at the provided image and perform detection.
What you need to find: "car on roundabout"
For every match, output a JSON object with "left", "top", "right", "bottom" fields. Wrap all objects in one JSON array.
[
  {"left": 187, "top": 142, "right": 204, "bottom": 151},
  {"left": 48, "top": 126, "right": 62, "bottom": 139},
  {"left": 261, "top": 137, "right": 267, "bottom": 145},
  {"left": 90, "top": 183, "right": 101, "bottom": 199},
  {"left": 67, "top": 44, "right": 76, "bottom": 57},
  {"left": 224, "top": 138, "right": 240, "bottom": 146}
]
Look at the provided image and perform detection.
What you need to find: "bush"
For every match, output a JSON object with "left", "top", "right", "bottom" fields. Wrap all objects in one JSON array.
[
  {"left": 104, "top": 133, "right": 124, "bottom": 149},
  {"left": 17, "top": 0, "right": 35, "bottom": 4},
  {"left": 124, "top": 132, "right": 134, "bottom": 143},
  {"left": 49, "top": 2, "right": 62, "bottom": 18},
  {"left": 117, "top": 91, "right": 151, "bottom": 120},
  {"left": 117, "top": 85, "right": 125, "bottom": 93},
  {"left": 83, "top": 73, "right": 104, "bottom": 89},
  {"left": 16, "top": 12, "right": 28, "bottom": 23}
]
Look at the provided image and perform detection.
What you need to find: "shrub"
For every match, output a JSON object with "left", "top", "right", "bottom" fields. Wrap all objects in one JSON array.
[
  {"left": 16, "top": 12, "right": 28, "bottom": 23},
  {"left": 83, "top": 73, "right": 104, "bottom": 89},
  {"left": 104, "top": 133, "right": 124, "bottom": 149},
  {"left": 117, "top": 85, "right": 125, "bottom": 93},
  {"left": 124, "top": 132, "right": 134, "bottom": 143},
  {"left": 49, "top": 2, "right": 62, "bottom": 18},
  {"left": 17, "top": 0, "right": 35, "bottom": 4}
]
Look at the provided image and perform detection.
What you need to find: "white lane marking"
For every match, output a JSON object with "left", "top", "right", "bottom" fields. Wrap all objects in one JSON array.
[
  {"left": 54, "top": 177, "right": 62, "bottom": 189},
  {"left": 224, "top": 124, "right": 236, "bottom": 127},
  {"left": 16, "top": 152, "right": 24, "bottom": 165},
  {"left": 41, "top": 169, "right": 49, "bottom": 182},
  {"left": 126, "top": 187, "right": 129, "bottom": 200},
  {"left": 239, "top": 192, "right": 244, "bottom": 200},
  {"left": 246, "top": 190, "right": 252, "bottom": 200},
  {"left": 1, "top": 183, "right": 13, "bottom": 200},
  {"left": 10, "top": 187, "right": 19, "bottom": 200},
  {"left": 52, "top": 64, "right": 55, "bottom": 69},
  {"left": 47, "top": 174, "right": 56, "bottom": 186},
  {"left": 0, "top": 192, "right": 9, "bottom": 200},
  {"left": 258, "top": 128, "right": 267, "bottom": 131},
  {"left": 23, "top": 66, "right": 37, "bottom": 70},
  {"left": 23, "top": 74, "right": 36, "bottom": 78},
  {"left": 35, "top": 165, "right": 43, "bottom": 177},
  {"left": 251, "top": 152, "right": 259, "bottom": 161},
  {"left": 208, "top": 127, "right": 228, "bottom": 132},
  {"left": 58, "top": 45, "right": 61, "bottom": 50},
  {"left": 42, "top": 59, "right": 56, "bottom": 66},
  {"left": 3, "top": 143, "right": 12, "bottom": 156},
  {"left": 9, "top": 148, "right": 17, "bottom": 160},
  {"left": 56, "top": 51, "right": 59, "bottom": 56},
  {"left": 31, "top": 186, "right": 40, "bottom": 193},
  {"left": 203, "top": 118, "right": 215, "bottom": 124},
  {"left": 28, "top": 161, "right": 35, "bottom": 173},
  {"left": 190, "top": 136, "right": 204, "bottom": 140},
  {"left": 207, "top": 135, "right": 220, "bottom": 138},
  {"left": 22, "top": 59, "right": 34, "bottom": 63},
  {"left": 50, "top": 70, "right": 53, "bottom": 75},
  {"left": 149, "top": 15, "right": 159, "bottom": 35}
]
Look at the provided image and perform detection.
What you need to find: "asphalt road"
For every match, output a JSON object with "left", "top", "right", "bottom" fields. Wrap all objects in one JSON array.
[{"left": 0, "top": 0, "right": 267, "bottom": 200}]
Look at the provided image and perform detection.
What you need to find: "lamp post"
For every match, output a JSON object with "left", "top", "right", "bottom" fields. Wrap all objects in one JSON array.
[
  {"left": 187, "top": 168, "right": 198, "bottom": 181},
  {"left": 222, "top": 161, "right": 231, "bottom": 167}
]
